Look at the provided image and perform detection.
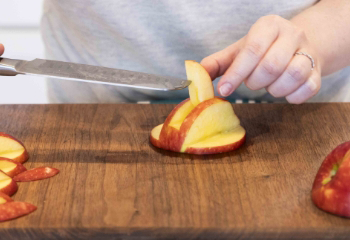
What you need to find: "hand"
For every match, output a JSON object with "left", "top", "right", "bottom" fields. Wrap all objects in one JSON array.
[
  {"left": 201, "top": 15, "right": 322, "bottom": 104},
  {"left": 0, "top": 44, "right": 4, "bottom": 56}
]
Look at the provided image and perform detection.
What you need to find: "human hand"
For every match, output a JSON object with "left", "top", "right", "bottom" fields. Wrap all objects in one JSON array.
[
  {"left": 0, "top": 44, "right": 4, "bottom": 56},
  {"left": 201, "top": 15, "right": 322, "bottom": 104}
]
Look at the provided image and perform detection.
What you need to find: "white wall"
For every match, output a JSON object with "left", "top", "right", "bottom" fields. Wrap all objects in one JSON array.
[{"left": 0, "top": 0, "right": 48, "bottom": 104}]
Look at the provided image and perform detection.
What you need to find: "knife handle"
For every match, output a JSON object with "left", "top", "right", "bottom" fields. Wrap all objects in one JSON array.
[{"left": 0, "top": 58, "right": 20, "bottom": 76}]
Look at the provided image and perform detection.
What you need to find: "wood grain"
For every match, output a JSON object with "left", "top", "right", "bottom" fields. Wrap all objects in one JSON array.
[{"left": 0, "top": 103, "right": 350, "bottom": 239}]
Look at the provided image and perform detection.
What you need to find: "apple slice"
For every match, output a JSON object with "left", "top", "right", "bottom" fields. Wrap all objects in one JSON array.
[
  {"left": 0, "top": 192, "right": 13, "bottom": 204},
  {"left": 0, "top": 170, "right": 18, "bottom": 196},
  {"left": 312, "top": 142, "right": 350, "bottom": 217},
  {"left": 157, "top": 99, "right": 194, "bottom": 151},
  {"left": 0, "top": 133, "right": 29, "bottom": 163},
  {"left": 185, "top": 126, "right": 246, "bottom": 154},
  {"left": 13, "top": 167, "right": 60, "bottom": 182},
  {"left": 0, "top": 158, "right": 27, "bottom": 178},
  {"left": 185, "top": 60, "right": 214, "bottom": 106},
  {"left": 0, "top": 202, "right": 37, "bottom": 222},
  {"left": 180, "top": 98, "right": 241, "bottom": 152}
]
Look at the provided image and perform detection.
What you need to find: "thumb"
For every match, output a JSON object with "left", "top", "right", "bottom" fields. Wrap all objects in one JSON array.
[{"left": 200, "top": 40, "right": 242, "bottom": 81}]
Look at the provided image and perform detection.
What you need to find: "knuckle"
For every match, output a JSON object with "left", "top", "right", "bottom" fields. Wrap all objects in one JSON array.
[
  {"left": 260, "top": 58, "right": 283, "bottom": 77},
  {"left": 294, "top": 28, "right": 307, "bottom": 42},
  {"left": 259, "top": 15, "right": 282, "bottom": 24},
  {"left": 244, "top": 41, "right": 264, "bottom": 59},
  {"left": 286, "top": 64, "right": 306, "bottom": 83}
]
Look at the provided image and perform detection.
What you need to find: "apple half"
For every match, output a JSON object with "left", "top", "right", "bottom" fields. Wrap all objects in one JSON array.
[
  {"left": 0, "top": 133, "right": 29, "bottom": 163},
  {"left": 312, "top": 141, "right": 350, "bottom": 217},
  {"left": 150, "top": 61, "right": 246, "bottom": 154}
]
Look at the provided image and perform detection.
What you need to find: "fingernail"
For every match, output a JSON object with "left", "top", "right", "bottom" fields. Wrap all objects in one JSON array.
[{"left": 219, "top": 83, "right": 233, "bottom": 96}]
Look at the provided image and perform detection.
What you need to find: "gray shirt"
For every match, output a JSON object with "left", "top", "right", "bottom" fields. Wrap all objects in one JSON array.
[{"left": 41, "top": 0, "right": 350, "bottom": 103}]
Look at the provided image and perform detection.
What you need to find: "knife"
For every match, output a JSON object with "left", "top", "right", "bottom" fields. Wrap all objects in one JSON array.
[{"left": 0, "top": 57, "right": 191, "bottom": 91}]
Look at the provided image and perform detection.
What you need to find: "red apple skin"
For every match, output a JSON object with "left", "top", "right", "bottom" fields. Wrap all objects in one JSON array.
[
  {"left": 0, "top": 202, "right": 37, "bottom": 222},
  {"left": 13, "top": 167, "right": 60, "bottom": 182},
  {"left": 159, "top": 99, "right": 191, "bottom": 152},
  {"left": 178, "top": 98, "right": 222, "bottom": 146},
  {"left": 0, "top": 133, "right": 29, "bottom": 163},
  {"left": 0, "top": 158, "right": 27, "bottom": 178},
  {"left": 0, "top": 192, "right": 13, "bottom": 203},
  {"left": 312, "top": 141, "right": 350, "bottom": 217},
  {"left": 185, "top": 134, "right": 246, "bottom": 155}
]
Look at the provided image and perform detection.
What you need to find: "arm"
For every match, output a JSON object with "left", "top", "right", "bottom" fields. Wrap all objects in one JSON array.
[{"left": 201, "top": 0, "right": 350, "bottom": 103}]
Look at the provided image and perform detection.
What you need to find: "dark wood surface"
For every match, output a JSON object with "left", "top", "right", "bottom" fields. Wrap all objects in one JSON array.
[{"left": 0, "top": 103, "right": 350, "bottom": 239}]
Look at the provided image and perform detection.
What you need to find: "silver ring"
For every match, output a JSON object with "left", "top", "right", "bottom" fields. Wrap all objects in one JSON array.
[{"left": 294, "top": 52, "right": 315, "bottom": 70}]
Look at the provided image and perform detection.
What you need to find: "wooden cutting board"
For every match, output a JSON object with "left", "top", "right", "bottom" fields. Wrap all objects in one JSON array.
[{"left": 0, "top": 103, "right": 350, "bottom": 239}]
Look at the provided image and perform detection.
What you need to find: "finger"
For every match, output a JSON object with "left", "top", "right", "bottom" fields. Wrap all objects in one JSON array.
[
  {"left": 218, "top": 16, "right": 280, "bottom": 96},
  {"left": 285, "top": 70, "right": 321, "bottom": 104},
  {"left": 0, "top": 44, "right": 4, "bottom": 56},
  {"left": 267, "top": 52, "right": 313, "bottom": 97},
  {"left": 245, "top": 30, "right": 303, "bottom": 90},
  {"left": 200, "top": 40, "right": 242, "bottom": 80}
]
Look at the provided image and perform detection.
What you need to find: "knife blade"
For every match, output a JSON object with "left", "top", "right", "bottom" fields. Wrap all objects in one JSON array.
[{"left": 0, "top": 57, "right": 191, "bottom": 91}]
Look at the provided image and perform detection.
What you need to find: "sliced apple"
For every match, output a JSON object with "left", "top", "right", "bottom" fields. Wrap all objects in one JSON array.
[
  {"left": 0, "top": 158, "right": 27, "bottom": 178},
  {"left": 0, "top": 170, "right": 18, "bottom": 196},
  {"left": 0, "top": 202, "right": 37, "bottom": 222},
  {"left": 13, "top": 167, "right": 60, "bottom": 182},
  {"left": 150, "top": 98, "right": 245, "bottom": 154},
  {"left": 157, "top": 99, "right": 194, "bottom": 151},
  {"left": 185, "top": 60, "right": 214, "bottom": 106},
  {"left": 150, "top": 60, "right": 245, "bottom": 155},
  {"left": 0, "top": 133, "right": 29, "bottom": 163},
  {"left": 0, "top": 192, "right": 13, "bottom": 204},
  {"left": 312, "top": 142, "right": 350, "bottom": 217}
]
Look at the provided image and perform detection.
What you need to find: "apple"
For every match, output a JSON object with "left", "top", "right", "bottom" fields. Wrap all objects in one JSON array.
[
  {"left": 0, "top": 133, "right": 29, "bottom": 163},
  {"left": 0, "top": 202, "right": 37, "bottom": 222},
  {"left": 0, "top": 192, "right": 13, "bottom": 204},
  {"left": 312, "top": 141, "right": 350, "bottom": 217},
  {"left": 185, "top": 60, "right": 214, "bottom": 106},
  {"left": 13, "top": 167, "right": 60, "bottom": 182},
  {"left": 0, "top": 158, "right": 27, "bottom": 178},
  {"left": 0, "top": 170, "right": 18, "bottom": 196},
  {"left": 150, "top": 61, "right": 246, "bottom": 154}
]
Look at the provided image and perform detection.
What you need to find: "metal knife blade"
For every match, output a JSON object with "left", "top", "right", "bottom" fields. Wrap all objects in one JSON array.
[{"left": 0, "top": 58, "right": 191, "bottom": 91}]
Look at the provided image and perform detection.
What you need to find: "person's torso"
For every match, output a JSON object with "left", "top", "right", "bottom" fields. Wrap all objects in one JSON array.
[{"left": 42, "top": 0, "right": 350, "bottom": 103}]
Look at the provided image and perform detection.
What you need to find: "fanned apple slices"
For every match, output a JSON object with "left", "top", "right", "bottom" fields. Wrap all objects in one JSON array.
[{"left": 150, "top": 61, "right": 246, "bottom": 154}]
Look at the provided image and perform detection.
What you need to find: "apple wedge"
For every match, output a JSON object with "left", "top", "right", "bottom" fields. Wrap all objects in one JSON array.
[
  {"left": 13, "top": 167, "right": 60, "bottom": 182},
  {"left": 0, "top": 202, "right": 37, "bottom": 222},
  {"left": 0, "top": 170, "right": 18, "bottom": 196},
  {"left": 0, "top": 133, "right": 29, "bottom": 163},
  {"left": 151, "top": 97, "right": 245, "bottom": 154},
  {"left": 0, "top": 192, "right": 13, "bottom": 204},
  {"left": 312, "top": 142, "right": 350, "bottom": 217},
  {"left": 185, "top": 60, "right": 214, "bottom": 106},
  {"left": 0, "top": 158, "right": 27, "bottom": 178}
]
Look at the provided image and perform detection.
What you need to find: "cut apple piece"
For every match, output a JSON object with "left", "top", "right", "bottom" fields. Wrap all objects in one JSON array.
[
  {"left": 0, "top": 133, "right": 29, "bottom": 163},
  {"left": 185, "top": 126, "right": 246, "bottom": 154},
  {"left": 150, "top": 97, "right": 245, "bottom": 154},
  {"left": 185, "top": 60, "right": 214, "bottom": 106},
  {"left": 0, "top": 170, "right": 18, "bottom": 196},
  {"left": 312, "top": 142, "right": 350, "bottom": 217},
  {"left": 180, "top": 98, "right": 240, "bottom": 151},
  {"left": 0, "top": 202, "right": 37, "bottom": 222},
  {"left": 0, "top": 158, "right": 27, "bottom": 178},
  {"left": 13, "top": 167, "right": 60, "bottom": 182},
  {"left": 150, "top": 60, "right": 245, "bottom": 155},
  {"left": 0, "top": 192, "right": 13, "bottom": 204}
]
